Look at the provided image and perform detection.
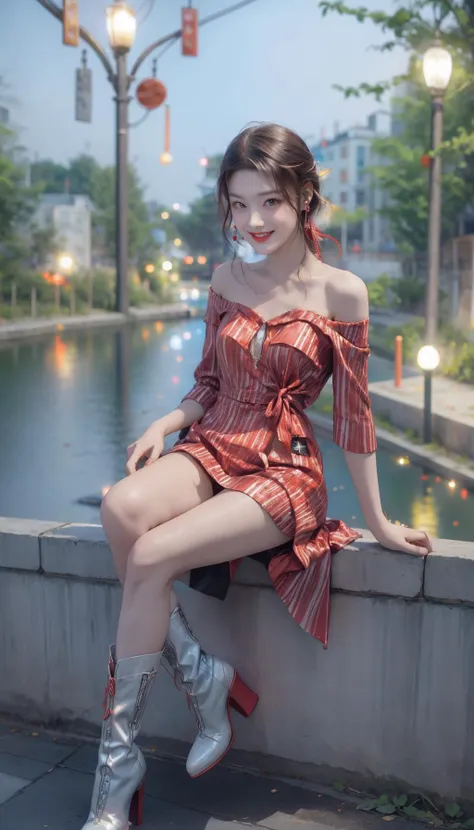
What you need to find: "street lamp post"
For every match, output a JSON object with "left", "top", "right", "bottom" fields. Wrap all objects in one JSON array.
[
  {"left": 35, "top": 0, "right": 260, "bottom": 314},
  {"left": 417, "top": 345, "right": 440, "bottom": 443},
  {"left": 106, "top": 2, "right": 137, "bottom": 316},
  {"left": 418, "top": 32, "right": 452, "bottom": 444},
  {"left": 422, "top": 32, "right": 453, "bottom": 342}
]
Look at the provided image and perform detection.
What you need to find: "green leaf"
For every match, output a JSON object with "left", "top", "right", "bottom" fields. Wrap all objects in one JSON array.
[
  {"left": 404, "top": 805, "right": 427, "bottom": 818},
  {"left": 463, "top": 819, "right": 474, "bottom": 829},
  {"left": 377, "top": 795, "right": 391, "bottom": 806},
  {"left": 357, "top": 799, "right": 378, "bottom": 812},
  {"left": 445, "top": 803, "right": 462, "bottom": 819},
  {"left": 333, "top": 781, "right": 346, "bottom": 792},
  {"left": 377, "top": 804, "right": 397, "bottom": 815},
  {"left": 393, "top": 794, "right": 408, "bottom": 808}
]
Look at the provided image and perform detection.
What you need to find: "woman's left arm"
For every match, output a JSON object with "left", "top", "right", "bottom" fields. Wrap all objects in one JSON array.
[
  {"left": 343, "top": 450, "right": 432, "bottom": 556},
  {"left": 331, "top": 272, "right": 432, "bottom": 557}
]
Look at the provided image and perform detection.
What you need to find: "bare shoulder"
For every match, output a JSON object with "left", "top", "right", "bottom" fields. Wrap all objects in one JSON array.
[
  {"left": 211, "top": 262, "right": 233, "bottom": 297},
  {"left": 324, "top": 265, "right": 369, "bottom": 322}
]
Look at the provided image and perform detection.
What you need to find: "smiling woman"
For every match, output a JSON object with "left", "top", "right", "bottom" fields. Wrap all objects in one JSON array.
[
  {"left": 78, "top": 122, "right": 432, "bottom": 830},
  {"left": 218, "top": 123, "right": 335, "bottom": 261}
]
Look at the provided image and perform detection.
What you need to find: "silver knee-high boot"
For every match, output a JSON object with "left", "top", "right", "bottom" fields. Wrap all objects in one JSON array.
[
  {"left": 162, "top": 605, "right": 258, "bottom": 778},
  {"left": 81, "top": 646, "right": 161, "bottom": 829}
]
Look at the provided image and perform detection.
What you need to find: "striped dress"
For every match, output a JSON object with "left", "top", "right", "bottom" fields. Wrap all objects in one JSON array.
[{"left": 165, "top": 286, "right": 377, "bottom": 647}]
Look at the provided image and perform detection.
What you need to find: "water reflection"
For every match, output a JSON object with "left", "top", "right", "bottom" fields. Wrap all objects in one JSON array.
[
  {"left": 411, "top": 475, "right": 439, "bottom": 538},
  {"left": 46, "top": 334, "right": 76, "bottom": 381},
  {"left": 0, "top": 317, "right": 472, "bottom": 540},
  {"left": 114, "top": 327, "right": 131, "bottom": 433}
]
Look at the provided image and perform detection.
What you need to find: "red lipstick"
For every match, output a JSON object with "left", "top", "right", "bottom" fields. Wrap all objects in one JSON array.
[{"left": 248, "top": 231, "right": 274, "bottom": 244}]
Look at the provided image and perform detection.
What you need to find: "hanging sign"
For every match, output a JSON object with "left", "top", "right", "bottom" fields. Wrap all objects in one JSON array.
[
  {"left": 76, "top": 66, "right": 92, "bottom": 122},
  {"left": 182, "top": 7, "right": 198, "bottom": 57},
  {"left": 136, "top": 78, "right": 167, "bottom": 110},
  {"left": 63, "top": 0, "right": 80, "bottom": 47}
]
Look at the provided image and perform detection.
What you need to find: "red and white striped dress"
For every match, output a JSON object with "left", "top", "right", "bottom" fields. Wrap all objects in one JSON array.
[{"left": 165, "top": 286, "right": 377, "bottom": 647}]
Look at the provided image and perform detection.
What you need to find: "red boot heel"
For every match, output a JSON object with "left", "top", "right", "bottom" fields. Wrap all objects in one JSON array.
[
  {"left": 129, "top": 781, "right": 145, "bottom": 827},
  {"left": 229, "top": 672, "right": 259, "bottom": 717}
]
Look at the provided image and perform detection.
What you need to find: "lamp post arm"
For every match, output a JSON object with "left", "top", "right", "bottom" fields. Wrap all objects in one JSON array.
[
  {"left": 130, "top": 0, "right": 261, "bottom": 79},
  {"left": 34, "top": 0, "right": 116, "bottom": 82}
]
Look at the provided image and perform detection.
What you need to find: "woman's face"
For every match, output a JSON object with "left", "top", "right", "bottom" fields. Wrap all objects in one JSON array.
[{"left": 228, "top": 170, "right": 301, "bottom": 255}]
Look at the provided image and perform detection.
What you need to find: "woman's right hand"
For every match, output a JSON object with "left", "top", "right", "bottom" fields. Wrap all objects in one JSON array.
[{"left": 125, "top": 421, "right": 166, "bottom": 476}]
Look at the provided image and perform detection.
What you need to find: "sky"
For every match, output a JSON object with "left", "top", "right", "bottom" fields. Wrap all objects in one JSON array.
[{"left": 1, "top": 0, "right": 409, "bottom": 208}]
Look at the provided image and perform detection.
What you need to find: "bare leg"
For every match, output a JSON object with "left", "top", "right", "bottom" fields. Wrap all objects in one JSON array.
[
  {"left": 101, "top": 451, "right": 215, "bottom": 583},
  {"left": 116, "top": 489, "right": 290, "bottom": 659}
]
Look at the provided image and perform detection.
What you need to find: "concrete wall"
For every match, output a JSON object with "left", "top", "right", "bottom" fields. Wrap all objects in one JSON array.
[{"left": 1, "top": 517, "right": 473, "bottom": 801}]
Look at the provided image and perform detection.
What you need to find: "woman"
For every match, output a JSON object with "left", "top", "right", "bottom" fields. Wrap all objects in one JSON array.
[{"left": 82, "top": 123, "right": 431, "bottom": 829}]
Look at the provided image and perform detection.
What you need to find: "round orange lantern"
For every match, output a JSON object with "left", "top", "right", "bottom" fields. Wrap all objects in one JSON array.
[{"left": 136, "top": 78, "right": 167, "bottom": 110}]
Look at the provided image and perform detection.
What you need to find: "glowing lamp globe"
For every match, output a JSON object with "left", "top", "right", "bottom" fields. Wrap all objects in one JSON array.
[
  {"left": 417, "top": 345, "right": 440, "bottom": 372},
  {"left": 422, "top": 43, "right": 452, "bottom": 94},
  {"left": 106, "top": 2, "right": 137, "bottom": 52}
]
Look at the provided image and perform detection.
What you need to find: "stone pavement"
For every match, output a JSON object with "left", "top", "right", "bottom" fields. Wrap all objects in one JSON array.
[{"left": 0, "top": 719, "right": 421, "bottom": 830}]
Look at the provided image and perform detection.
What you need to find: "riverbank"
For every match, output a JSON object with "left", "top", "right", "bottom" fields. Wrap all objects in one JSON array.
[
  {"left": 0, "top": 303, "right": 195, "bottom": 343},
  {"left": 309, "top": 409, "right": 474, "bottom": 489},
  {"left": 2, "top": 302, "right": 473, "bottom": 479},
  {"left": 368, "top": 375, "right": 474, "bottom": 462}
]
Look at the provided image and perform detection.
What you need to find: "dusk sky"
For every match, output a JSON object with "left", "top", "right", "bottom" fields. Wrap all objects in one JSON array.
[{"left": 2, "top": 0, "right": 408, "bottom": 208}]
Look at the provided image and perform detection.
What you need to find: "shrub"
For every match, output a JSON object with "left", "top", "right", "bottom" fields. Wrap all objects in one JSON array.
[
  {"left": 443, "top": 341, "right": 474, "bottom": 384},
  {"left": 384, "top": 318, "right": 425, "bottom": 363},
  {"left": 367, "top": 273, "right": 394, "bottom": 308}
]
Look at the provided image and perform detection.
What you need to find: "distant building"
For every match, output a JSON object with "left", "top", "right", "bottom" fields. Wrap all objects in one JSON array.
[
  {"left": 34, "top": 194, "right": 92, "bottom": 270},
  {"left": 311, "top": 112, "right": 395, "bottom": 252}
]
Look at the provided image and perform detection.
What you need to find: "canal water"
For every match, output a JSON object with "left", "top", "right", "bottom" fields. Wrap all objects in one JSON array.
[{"left": 0, "top": 314, "right": 472, "bottom": 542}]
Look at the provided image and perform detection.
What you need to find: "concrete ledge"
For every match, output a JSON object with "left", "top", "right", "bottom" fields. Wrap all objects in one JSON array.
[
  {"left": 425, "top": 540, "right": 474, "bottom": 603},
  {"left": 1, "top": 518, "right": 472, "bottom": 605},
  {"left": 0, "top": 518, "right": 64, "bottom": 570},
  {"left": 40, "top": 523, "right": 115, "bottom": 581},
  {"left": 1, "top": 516, "right": 474, "bottom": 802},
  {"left": 233, "top": 542, "right": 425, "bottom": 599}
]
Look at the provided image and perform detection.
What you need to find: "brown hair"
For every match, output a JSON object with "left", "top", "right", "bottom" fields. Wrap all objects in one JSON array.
[{"left": 216, "top": 122, "right": 334, "bottom": 259}]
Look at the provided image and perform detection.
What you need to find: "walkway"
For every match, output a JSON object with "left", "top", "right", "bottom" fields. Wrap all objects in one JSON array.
[{"left": 0, "top": 719, "right": 421, "bottom": 830}]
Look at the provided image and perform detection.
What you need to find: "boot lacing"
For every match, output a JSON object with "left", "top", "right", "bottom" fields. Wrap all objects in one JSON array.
[{"left": 162, "top": 642, "right": 205, "bottom": 736}]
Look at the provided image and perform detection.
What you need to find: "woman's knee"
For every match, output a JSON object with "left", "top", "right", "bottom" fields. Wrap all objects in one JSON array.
[
  {"left": 100, "top": 477, "right": 149, "bottom": 536},
  {"left": 125, "top": 533, "right": 176, "bottom": 587}
]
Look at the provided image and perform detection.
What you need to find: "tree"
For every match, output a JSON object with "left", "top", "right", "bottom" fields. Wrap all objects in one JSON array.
[
  {"left": 0, "top": 120, "right": 40, "bottom": 294},
  {"left": 175, "top": 193, "right": 224, "bottom": 261},
  {"left": 68, "top": 154, "right": 101, "bottom": 198},
  {"left": 204, "top": 154, "right": 224, "bottom": 180},
  {"left": 319, "top": 0, "right": 474, "bottom": 251},
  {"left": 91, "top": 164, "right": 153, "bottom": 261},
  {"left": 30, "top": 160, "right": 69, "bottom": 193},
  {"left": 324, "top": 205, "right": 367, "bottom": 245},
  {"left": 31, "top": 153, "right": 157, "bottom": 263}
]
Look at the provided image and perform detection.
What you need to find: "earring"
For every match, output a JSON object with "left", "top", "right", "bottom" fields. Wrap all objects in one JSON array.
[
  {"left": 232, "top": 224, "right": 238, "bottom": 242},
  {"left": 304, "top": 203, "right": 311, "bottom": 232}
]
